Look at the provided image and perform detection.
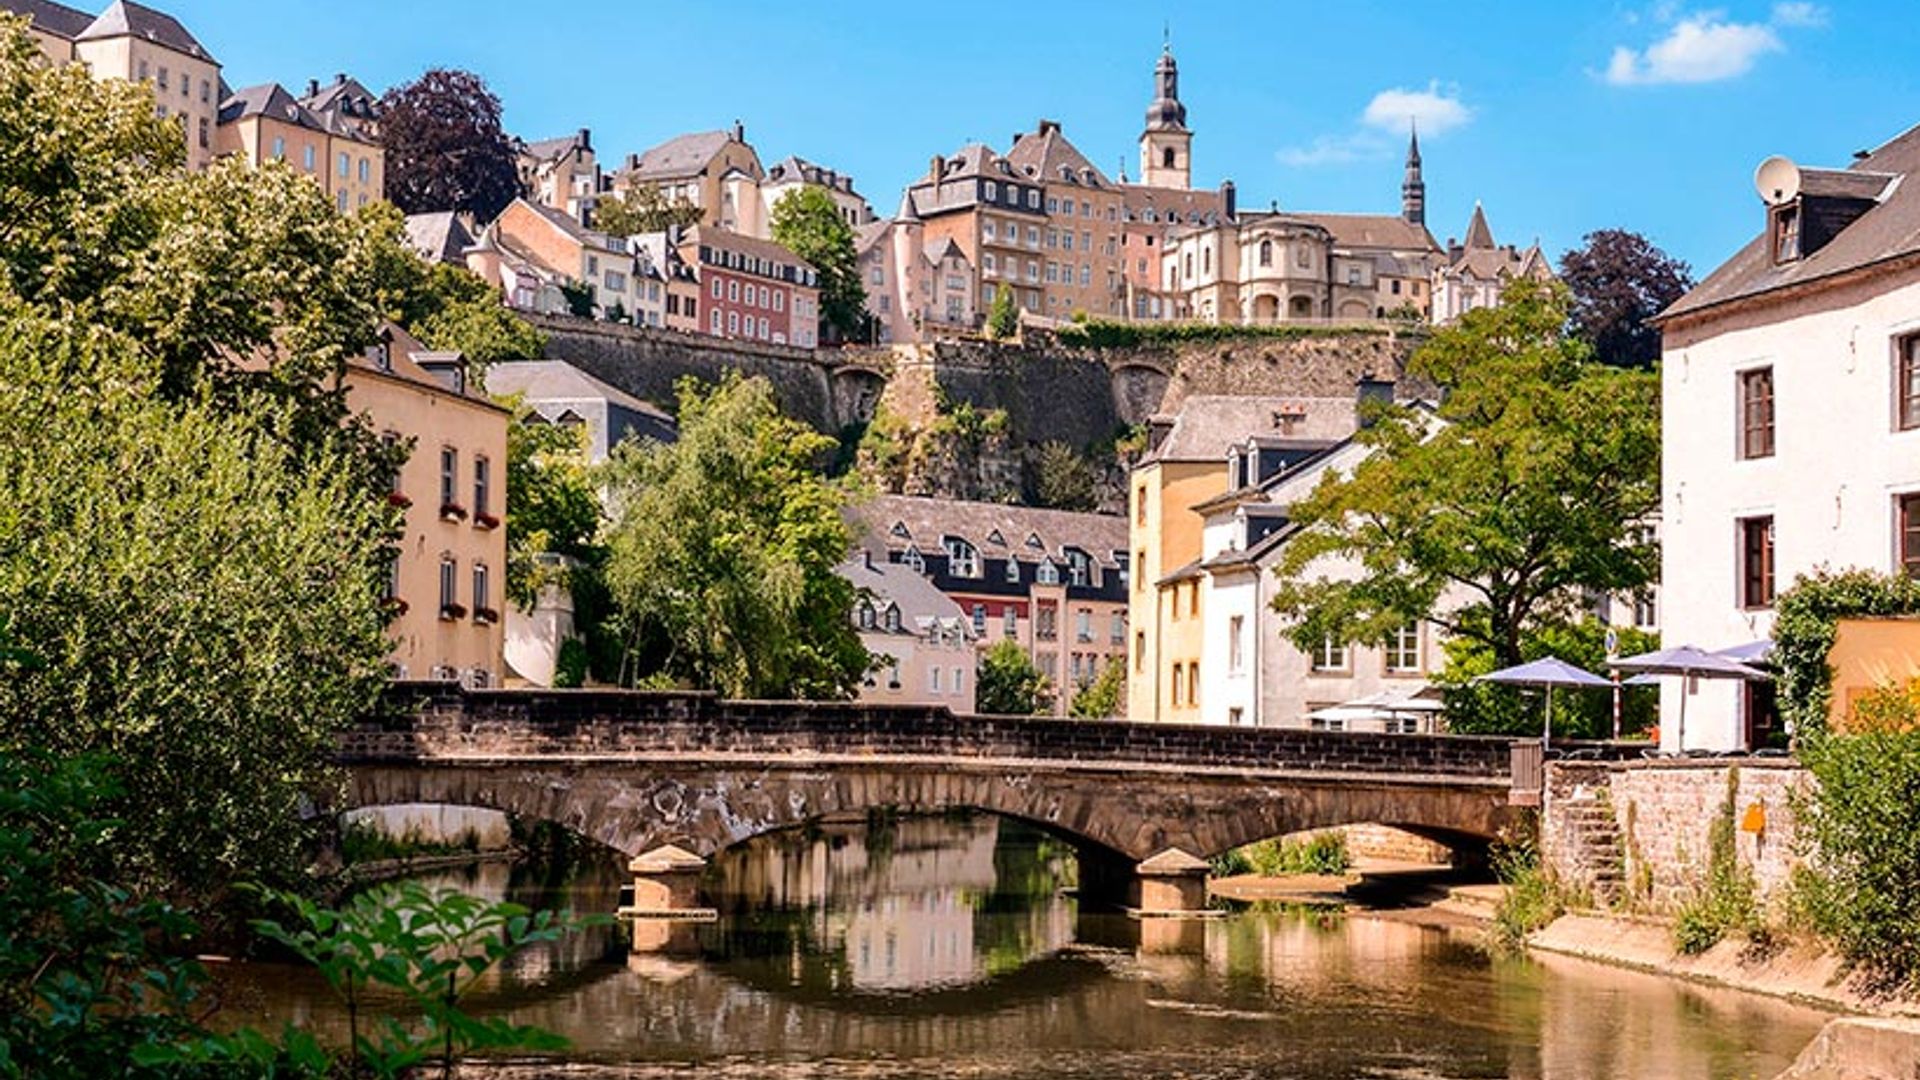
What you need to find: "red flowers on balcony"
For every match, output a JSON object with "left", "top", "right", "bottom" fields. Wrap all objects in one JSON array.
[
  {"left": 439, "top": 503, "right": 469, "bottom": 523},
  {"left": 474, "top": 512, "right": 501, "bottom": 531},
  {"left": 439, "top": 602, "right": 468, "bottom": 621},
  {"left": 386, "top": 491, "right": 412, "bottom": 509}
]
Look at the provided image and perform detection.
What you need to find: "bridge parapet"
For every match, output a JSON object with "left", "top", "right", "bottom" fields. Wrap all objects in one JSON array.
[{"left": 347, "top": 683, "right": 1520, "bottom": 778}]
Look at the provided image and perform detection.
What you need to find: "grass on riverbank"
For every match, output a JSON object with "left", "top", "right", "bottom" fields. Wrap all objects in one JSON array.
[{"left": 1211, "top": 832, "right": 1352, "bottom": 878}]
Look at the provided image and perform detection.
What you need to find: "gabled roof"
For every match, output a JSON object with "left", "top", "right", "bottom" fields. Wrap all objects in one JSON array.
[
  {"left": 403, "top": 212, "right": 476, "bottom": 265},
  {"left": 218, "top": 82, "right": 313, "bottom": 127},
  {"left": 0, "top": 0, "right": 92, "bottom": 39},
  {"left": 838, "top": 554, "right": 971, "bottom": 636},
  {"left": 1006, "top": 121, "right": 1112, "bottom": 190},
  {"left": 681, "top": 224, "right": 816, "bottom": 274},
  {"left": 348, "top": 323, "right": 500, "bottom": 410},
  {"left": 77, "top": 0, "right": 212, "bottom": 62},
  {"left": 850, "top": 494, "right": 1128, "bottom": 569},
  {"left": 1462, "top": 203, "right": 1496, "bottom": 250},
  {"left": 1662, "top": 123, "right": 1920, "bottom": 323},
  {"left": 621, "top": 130, "right": 735, "bottom": 181},
  {"left": 520, "top": 129, "right": 591, "bottom": 165},
  {"left": 1145, "top": 396, "right": 1369, "bottom": 464},
  {"left": 299, "top": 74, "right": 379, "bottom": 116},
  {"left": 924, "top": 236, "right": 967, "bottom": 264},
  {"left": 853, "top": 219, "right": 890, "bottom": 256}
]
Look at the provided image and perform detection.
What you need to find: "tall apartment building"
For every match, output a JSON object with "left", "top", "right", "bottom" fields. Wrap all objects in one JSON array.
[
  {"left": 215, "top": 79, "right": 383, "bottom": 212},
  {"left": 762, "top": 156, "right": 874, "bottom": 230},
  {"left": 680, "top": 225, "right": 821, "bottom": 347},
  {"left": 516, "top": 128, "right": 600, "bottom": 222},
  {"left": 849, "top": 495, "right": 1129, "bottom": 717},
  {"left": 902, "top": 144, "right": 1050, "bottom": 318},
  {"left": 6, "top": 0, "right": 220, "bottom": 169},
  {"left": 855, "top": 202, "right": 976, "bottom": 343}
]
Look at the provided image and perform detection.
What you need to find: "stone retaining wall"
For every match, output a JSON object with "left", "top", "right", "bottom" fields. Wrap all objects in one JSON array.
[{"left": 1544, "top": 759, "right": 1808, "bottom": 914}]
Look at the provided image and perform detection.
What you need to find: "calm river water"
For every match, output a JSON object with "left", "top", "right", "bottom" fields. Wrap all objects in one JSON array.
[{"left": 216, "top": 815, "right": 1830, "bottom": 1079}]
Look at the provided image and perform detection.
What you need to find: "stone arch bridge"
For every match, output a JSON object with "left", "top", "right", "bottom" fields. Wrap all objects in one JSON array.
[{"left": 342, "top": 685, "right": 1535, "bottom": 906}]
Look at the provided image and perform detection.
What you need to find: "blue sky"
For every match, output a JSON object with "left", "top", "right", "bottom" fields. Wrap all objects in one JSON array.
[{"left": 178, "top": 0, "right": 1913, "bottom": 276}]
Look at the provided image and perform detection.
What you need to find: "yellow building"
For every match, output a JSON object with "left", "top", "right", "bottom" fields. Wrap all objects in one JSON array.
[
  {"left": 609, "top": 122, "right": 765, "bottom": 232},
  {"left": 347, "top": 325, "right": 509, "bottom": 686},
  {"left": 1126, "top": 411, "right": 1229, "bottom": 723},
  {"left": 215, "top": 80, "right": 383, "bottom": 212}
]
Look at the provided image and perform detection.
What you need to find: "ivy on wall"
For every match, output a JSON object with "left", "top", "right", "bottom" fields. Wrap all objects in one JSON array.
[{"left": 1772, "top": 568, "right": 1920, "bottom": 737}]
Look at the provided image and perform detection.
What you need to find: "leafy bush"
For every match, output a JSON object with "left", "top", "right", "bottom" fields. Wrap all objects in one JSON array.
[
  {"left": 1210, "top": 831, "right": 1352, "bottom": 877},
  {"left": 1488, "top": 827, "right": 1564, "bottom": 954},
  {"left": 1053, "top": 319, "right": 1393, "bottom": 350}
]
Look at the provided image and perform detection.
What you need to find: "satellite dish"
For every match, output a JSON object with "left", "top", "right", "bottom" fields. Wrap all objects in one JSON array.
[{"left": 1754, "top": 156, "right": 1802, "bottom": 206}]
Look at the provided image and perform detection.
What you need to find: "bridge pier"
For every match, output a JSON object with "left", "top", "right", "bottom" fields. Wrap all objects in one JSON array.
[
  {"left": 619, "top": 845, "right": 716, "bottom": 955},
  {"left": 1133, "top": 848, "right": 1214, "bottom": 918}
]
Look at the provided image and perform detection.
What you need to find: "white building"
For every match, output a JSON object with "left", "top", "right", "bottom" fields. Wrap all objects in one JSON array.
[
  {"left": 839, "top": 551, "right": 978, "bottom": 713},
  {"left": 1653, "top": 126, "right": 1920, "bottom": 750}
]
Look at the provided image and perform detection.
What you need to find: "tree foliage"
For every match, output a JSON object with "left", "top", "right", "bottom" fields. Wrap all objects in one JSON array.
[
  {"left": 604, "top": 374, "right": 869, "bottom": 698},
  {"left": 976, "top": 640, "right": 1053, "bottom": 716},
  {"left": 1436, "top": 616, "right": 1659, "bottom": 738},
  {"left": 769, "top": 186, "right": 864, "bottom": 341},
  {"left": 379, "top": 68, "right": 520, "bottom": 220},
  {"left": 1030, "top": 440, "right": 1099, "bottom": 512},
  {"left": 501, "top": 407, "right": 603, "bottom": 609},
  {"left": 1068, "top": 657, "right": 1125, "bottom": 719},
  {"left": 985, "top": 285, "right": 1019, "bottom": 340},
  {"left": 1559, "top": 228, "right": 1694, "bottom": 369},
  {"left": 595, "top": 183, "right": 704, "bottom": 237},
  {"left": 1270, "top": 280, "right": 1661, "bottom": 669}
]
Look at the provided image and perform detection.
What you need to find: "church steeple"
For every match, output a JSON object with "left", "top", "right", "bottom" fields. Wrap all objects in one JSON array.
[
  {"left": 1139, "top": 36, "right": 1193, "bottom": 190},
  {"left": 1401, "top": 123, "right": 1426, "bottom": 226}
]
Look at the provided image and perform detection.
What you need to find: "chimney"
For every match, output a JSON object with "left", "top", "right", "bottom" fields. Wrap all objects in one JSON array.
[
  {"left": 730, "top": 119, "right": 745, "bottom": 143},
  {"left": 334, "top": 72, "right": 345, "bottom": 86},
  {"left": 1356, "top": 375, "right": 1396, "bottom": 427},
  {"left": 577, "top": 127, "right": 591, "bottom": 151},
  {"left": 305, "top": 77, "right": 319, "bottom": 98},
  {"left": 625, "top": 152, "right": 639, "bottom": 171},
  {"left": 862, "top": 549, "right": 874, "bottom": 570},
  {"left": 1147, "top": 415, "right": 1175, "bottom": 454},
  {"left": 929, "top": 155, "right": 943, "bottom": 182},
  {"left": 1220, "top": 179, "right": 1237, "bottom": 223},
  {"left": 1038, "top": 118, "right": 1060, "bottom": 137}
]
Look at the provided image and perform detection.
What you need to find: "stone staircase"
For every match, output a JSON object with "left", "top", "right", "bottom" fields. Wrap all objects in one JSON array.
[{"left": 1558, "top": 798, "right": 1624, "bottom": 907}]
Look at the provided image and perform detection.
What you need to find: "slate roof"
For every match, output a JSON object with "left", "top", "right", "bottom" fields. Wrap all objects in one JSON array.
[
  {"left": 1122, "top": 183, "right": 1225, "bottom": 226},
  {"left": 299, "top": 74, "right": 379, "bottom": 117},
  {"left": 481, "top": 360, "right": 673, "bottom": 424},
  {"left": 348, "top": 323, "right": 500, "bottom": 410},
  {"left": 1146, "top": 396, "right": 1367, "bottom": 463},
  {"left": 838, "top": 553, "right": 970, "bottom": 637},
  {"left": 850, "top": 494, "right": 1128, "bottom": 568},
  {"left": 1006, "top": 121, "right": 1112, "bottom": 189},
  {"left": 853, "top": 219, "right": 890, "bottom": 256},
  {"left": 0, "top": 0, "right": 92, "bottom": 38},
  {"left": 403, "top": 212, "right": 476, "bottom": 265},
  {"left": 1662, "top": 123, "right": 1920, "bottom": 323},
  {"left": 1292, "top": 211, "right": 1439, "bottom": 253},
  {"left": 622, "top": 130, "right": 733, "bottom": 181},
  {"left": 218, "top": 82, "right": 313, "bottom": 127},
  {"left": 681, "top": 224, "right": 816, "bottom": 274},
  {"left": 77, "top": 0, "right": 212, "bottom": 62}
]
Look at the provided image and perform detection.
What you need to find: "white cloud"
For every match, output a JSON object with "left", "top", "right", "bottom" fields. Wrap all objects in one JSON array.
[
  {"left": 1277, "top": 82, "right": 1470, "bottom": 168},
  {"left": 1361, "top": 82, "right": 1474, "bottom": 137},
  {"left": 1604, "top": 5, "right": 1825, "bottom": 86}
]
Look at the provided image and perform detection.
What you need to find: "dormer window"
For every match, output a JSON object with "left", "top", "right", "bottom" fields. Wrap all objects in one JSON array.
[
  {"left": 1772, "top": 205, "right": 1801, "bottom": 264},
  {"left": 943, "top": 536, "right": 980, "bottom": 578},
  {"left": 884, "top": 605, "right": 902, "bottom": 632},
  {"left": 858, "top": 604, "right": 875, "bottom": 630},
  {"left": 905, "top": 549, "right": 925, "bottom": 574}
]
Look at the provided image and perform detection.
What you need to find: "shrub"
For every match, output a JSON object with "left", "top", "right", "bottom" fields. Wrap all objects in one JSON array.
[
  {"left": 1671, "top": 769, "right": 1760, "bottom": 954},
  {"left": 1795, "top": 722, "right": 1920, "bottom": 993},
  {"left": 1772, "top": 568, "right": 1920, "bottom": 737},
  {"left": 1488, "top": 825, "right": 1563, "bottom": 954},
  {"left": 1210, "top": 831, "right": 1352, "bottom": 877}
]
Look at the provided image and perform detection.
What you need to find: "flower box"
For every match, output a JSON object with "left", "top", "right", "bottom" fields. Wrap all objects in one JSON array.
[
  {"left": 386, "top": 492, "right": 413, "bottom": 509},
  {"left": 439, "top": 503, "right": 469, "bottom": 523},
  {"left": 473, "top": 606, "right": 500, "bottom": 625},
  {"left": 474, "top": 512, "right": 501, "bottom": 531},
  {"left": 383, "top": 596, "right": 410, "bottom": 616},
  {"left": 438, "top": 603, "right": 467, "bottom": 621}
]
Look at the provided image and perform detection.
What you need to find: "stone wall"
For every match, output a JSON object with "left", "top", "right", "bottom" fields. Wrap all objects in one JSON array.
[{"left": 1543, "top": 759, "right": 1808, "bottom": 914}]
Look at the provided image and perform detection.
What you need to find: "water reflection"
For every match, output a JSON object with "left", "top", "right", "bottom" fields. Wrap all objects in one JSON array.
[{"left": 214, "top": 813, "right": 1833, "bottom": 1079}]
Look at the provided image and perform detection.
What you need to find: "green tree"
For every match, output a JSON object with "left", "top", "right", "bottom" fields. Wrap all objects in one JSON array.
[
  {"left": 378, "top": 68, "right": 520, "bottom": 220},
  {"left": 502, "top": 406, "right": 603, "bottom": 608},
  {"left": 1030, "top": 440, "right": 1099, "bottom": 511},
  {"left": 977, "top": 640, "right": 1053, "bottom": 716},
  {"left": 1559, "top": 229, "right": 1694, "bottom": 370},
  {"left": 770, "top": 186, "right": 864, "bottom": 342},
  {"left": 1435, "top": 616, "right": 1659, "bottom": 737},
  {"left": 1069, "top": 657, "right": 1125, "bottom": 719},
  {"left": 405, "top": 261, "right": 546, "bottom": 370},
  {"left": 595, "top": 183, "right": 704, "bottom": 237},
  {"left": 1270, "top": 280, "right": 1660, "bottom": 669},
  {"left": 603, "top": 374, "right": 870, "bottom": 698},
  {"left": 985, "top": 285, "right": 1019, "bottom": 339}
]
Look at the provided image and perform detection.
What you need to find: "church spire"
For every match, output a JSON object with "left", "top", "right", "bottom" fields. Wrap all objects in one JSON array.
[
  {"left": 1140, "top": 33, "right": 1193, "bottom": 189},
  {"left": 1401, "top": 121, "right": 1426, "bottom": 226}
]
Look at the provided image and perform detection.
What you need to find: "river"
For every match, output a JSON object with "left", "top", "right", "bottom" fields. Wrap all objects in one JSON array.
[{"left": 214, "top": 814, "right": 1831, "bottom": 1078}]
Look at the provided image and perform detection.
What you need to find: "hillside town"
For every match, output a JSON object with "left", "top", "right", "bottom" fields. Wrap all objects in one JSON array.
[{"left": 6, "top": 1, "right": 1920, "bottom": 1076}]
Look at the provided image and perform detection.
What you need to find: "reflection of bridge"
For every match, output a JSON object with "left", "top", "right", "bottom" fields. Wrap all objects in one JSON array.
[{"left": 343, "top": 685, "right": 1530, "bottom": 908}]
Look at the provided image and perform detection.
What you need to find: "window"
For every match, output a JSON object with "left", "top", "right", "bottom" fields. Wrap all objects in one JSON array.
[
  {"left": 1902, "top": 495, "right": 1920, "bottom": 578},
  {"left": 1385, "top": 623, "right": 1421, "bottom": 673},
  {"left": 1037, "top": 605, "right": 1057, "bottom": 640},
  {"left": 1027, "top": 226, "right": 1039, "bottom": 247},
  {"left": 1037, "top": 561, "right": 1060, "bottom": 586},
  {"left": 272, "top": 136, "right": 285, "bottom": 160},
  {"left": 197, "top": 117, "right": 208, "bottom": 149},
  {"left": 711, "top": 277, "right": 722, "bottom": 298},
  {"left": 337, "top": 151, "right": 349, "bottom": 178},
  {"left": 728, "top": 280, "right": 740, "bottom": 302},
  {"left": 1740, "top": 516, "right": 1776, "bottom": 609},
  {"left": 1065, "top": 549, "right": 1090, "bottom": 587},
  {"left": 1739, "top": 368, "right": 1775, "bottom": 459},
  {"left": 1632, "top": 590, "right": 1658, "bottom": 629},
  {"left": 472, "top": 563, "right": 489, "bottom": 615},
  {"left": 1162, "top": 146, "right": 1175, "bottom": 168},
  {"left": 1229, "top": 616, "right": 1245, "bottom": 674},
  {"left": 439, "top": 557, "right": 457, "bottom": 611},
  {"left": 930, "top": 666, "right": 942, "bottom": 693},
  {"left": 303, "top": 145, "right": 315, "bottom": 171},
  {"left": 1313, "top": 635, "right": 1349, "bottom": 672},
  {"left": 1004, "top": 607, "right": 1018, "bottom": 636},
  {"left": 943, "top": 536, "right": 980, "bottom": 578},
  {"left": 200, "top": 79, "right": 210, "bottom": 104},
  {"left": 758, "top": 316, "right": 769, "bottom": 339},
  {"left": 604, "top": 269, "right": 627, "bottom": 293},
  {"left": 983, "top": 180, "right": 997, "bottom": 201},
  {"left": 1135, "top": 631, "right": 1146, "bottom": 671},
  {"left": 157, "top": 66, "right": 169, "bottom": 91},
  {"left": 859, "top": 604, "right": 875, "bottom": 630},
  {"left": 337, "top": 190, "right": 349, "bottom": 212},
  {"left": 1899, "top": 336, "right": 1920, "bottom": 431},
  {"left": 1027, "top": 190, "right": 1039, "bottom": 209},
  {"left": 1076, "top": 609, "right": 1092, "bottom": 643},
  {"left": 972, "top": 604, "right": 987, "bottom": 636},
  {"left": 1189, "top": 580, "right": 1198, "bottom": 617},
  {"left": 1188, "top": 662, "right": 1199, "bottom": 701},
  {"left": 727, "top": 311, "right": 739, "bottom": 334},
  {"left": 359, "top": 158, "right": 370, "bottom": 184},
  {"left": 710, "top": 309, "right": 722, "bottom": 334},
  {"left": 439, "top": 447, "right": 457, "bottom": 508},
  {"left": 1004, "top": 559, "right": 1020, "bottom": 583},
  {"left": 1258, "top": 240, "right": 1272, "bottom": 267},
  {"left": 1137, "top": 486, "right": 1147, "bottom": 525},
  {"left": 1772, "top": 205, "right": 1801, "bottom": 263},
  {"left": 1170, "top": 663, "right": 1183, "bottom": 706},
  {"left": 885, "top": 605, "right": 902, "bottom": 632},
  {"left": 954, "top": 667, "right": 965, "bottom": 694},
  {"left": 472, "top": 456, "right": 490, "bottom": 517},
  {"left": 1296, "top": 245, "right": 1311, "bottom": 269},
  {"left": 1310, "top": 715, "right": 1348, "bottom": 733}
]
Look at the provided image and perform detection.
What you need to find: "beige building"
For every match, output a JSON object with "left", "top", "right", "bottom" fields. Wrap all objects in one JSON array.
[
  {"left": 1430, "top": 203, "right": 1552, "bottom": 322},
  {"left": 479, "top": 198, "right": 662, "bottom": 324},
  {"left": 849, "top": 495, "right": 1129, "bottom": 717},
  {"left": 347, "top": 325, "right": 508, "bottom": 686},
  {"left": 854, "top": 204, "right": 975, "bottom": 343},
  {"left": 609, "top": 123, "right": 765, "bottom": 233},
  {"left": 7, "top": 0, "right": 221, "bottom": 169},
  {"left": 840, "top": 551, "right": 977, "bottom": 713},
  {"left": 761, "top": 155, "right": 874, "bottom": 231},
  {"left": 516, "top": 128, "right": 599, "bottom": 222},
  {"left": 215, "top": 80, "right": 384, "bottom": 212}
]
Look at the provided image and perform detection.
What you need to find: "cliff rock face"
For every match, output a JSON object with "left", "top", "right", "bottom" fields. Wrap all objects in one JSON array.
[{"left": 522, "top": 315, "right": 1426, "bottom": 503}]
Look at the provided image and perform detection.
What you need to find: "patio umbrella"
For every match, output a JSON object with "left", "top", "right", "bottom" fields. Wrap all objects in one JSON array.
[
  {"left": 1476, "top": 657, "right": 1615, "bottom": 749},
  {"left": 1716, "top": 639, "right": 1775, "bottom": 666},
  {"left": 1611, "top": 645, "right": 1769, "bottom": 750}
]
